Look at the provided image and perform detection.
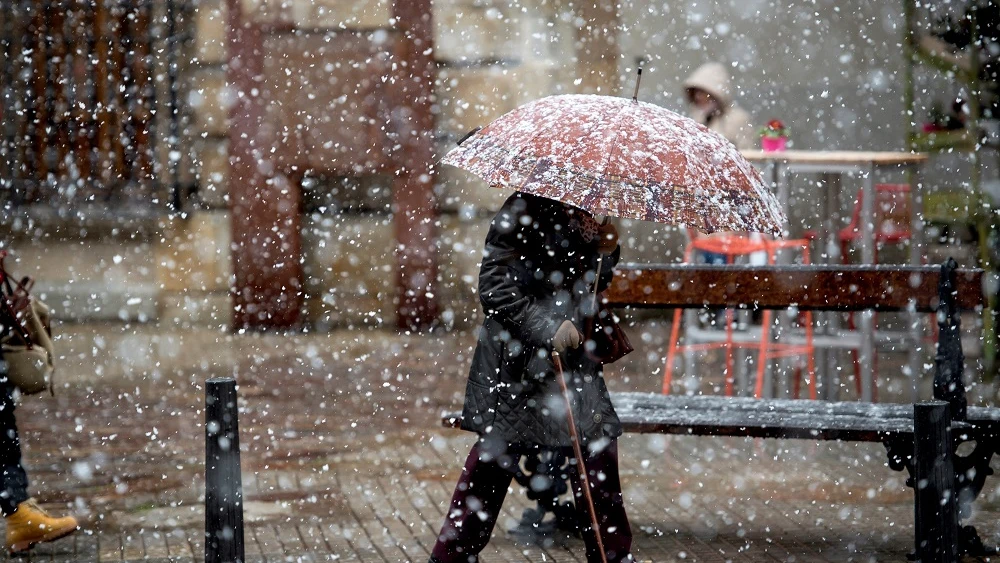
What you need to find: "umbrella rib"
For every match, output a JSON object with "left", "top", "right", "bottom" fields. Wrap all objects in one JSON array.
[
  {"left": 588, "top": 101, "right": 634, "bottom": 214},
  {"left": 599, "top": 102, "right": 631, "bottom": 178}
]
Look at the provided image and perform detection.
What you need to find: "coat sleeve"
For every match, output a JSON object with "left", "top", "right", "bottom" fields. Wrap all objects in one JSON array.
[{"left": 478, "top": 227, "right": 565, "bottom": 349}]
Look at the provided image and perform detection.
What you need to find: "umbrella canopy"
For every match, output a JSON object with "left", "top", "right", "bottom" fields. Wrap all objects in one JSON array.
[{"left": 441, "top": 94, "right": 786, "bottom": 236}]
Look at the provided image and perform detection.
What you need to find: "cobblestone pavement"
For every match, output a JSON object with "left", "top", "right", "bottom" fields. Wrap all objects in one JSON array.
[{"left": 3, "top": 321, "right": 999, "bottom": 562}]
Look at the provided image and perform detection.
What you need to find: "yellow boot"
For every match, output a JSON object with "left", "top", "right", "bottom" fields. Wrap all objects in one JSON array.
[{"left": 5, "top": 498, "right": 78, "bottom": 553}]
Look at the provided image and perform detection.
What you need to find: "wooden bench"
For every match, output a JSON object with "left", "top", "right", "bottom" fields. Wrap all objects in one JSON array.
[{"left": 442, "top": 260, "right": 1000, "bottom": 560}]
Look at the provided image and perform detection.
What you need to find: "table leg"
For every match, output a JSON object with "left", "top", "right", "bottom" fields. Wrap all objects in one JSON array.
[
  {"left": 860, "top": 163, "right": 876, "bottom": 264},
  {"left": 819, "top": 172, "right": 843, "bottom": 400},
  {"left": 858, "top": 310, "right": 875, "bottom": 402},
  {"left": 774, "top": 162, "right": 788, "bottom": 237},
  {"left": 822, "top": 172, "right": 842, "bottom": 263},
  {"left": 910, "top": 165, "right": 925, "bottom": 266},
  {"left": 859, "top": 165, "right": 877, "bottom": 401},
  {"left": 764, "top": 161, "right": 785, "bottom": 397},
  {"left": 682, "top": 309, "right": 698, "bottom": 394},
  {"left": 908, "top": 164, "right": 925, "bottom": 402},
  {"left": 735, "top": 346, "right": 749, "bottom": 397},
  {"left": 817, "top": 346, "right": 841, "bottom": 401}
]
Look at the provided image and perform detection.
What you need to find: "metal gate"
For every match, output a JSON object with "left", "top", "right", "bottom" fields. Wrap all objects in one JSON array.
[{"left": 0, "top": 0, "right": 194, "bottom": 216}]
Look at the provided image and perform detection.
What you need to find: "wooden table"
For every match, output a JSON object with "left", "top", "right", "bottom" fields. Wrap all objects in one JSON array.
[
  {"left": 742, "top": 150, "right": 929, "bottom": 264},
  {"left": 740, "top": 150, "right": 929, "bottom": 402}
]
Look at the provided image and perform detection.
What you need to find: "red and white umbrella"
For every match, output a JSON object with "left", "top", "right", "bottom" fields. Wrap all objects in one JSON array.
[
  {"left": 442, "top": 93, "right": 785, "bottom": 236},
  {"left": 443, "top": 92, "right": 786, "bottom": 563}
]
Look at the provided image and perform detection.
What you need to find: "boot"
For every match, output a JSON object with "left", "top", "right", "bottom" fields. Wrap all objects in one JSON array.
[{"left": 5, "top": 498, "right": 78, "bottom": 553}]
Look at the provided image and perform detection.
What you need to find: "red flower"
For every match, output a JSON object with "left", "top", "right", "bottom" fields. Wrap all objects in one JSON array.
[{"left": 759, "top": 119, "right": 789, "bottom": 138}]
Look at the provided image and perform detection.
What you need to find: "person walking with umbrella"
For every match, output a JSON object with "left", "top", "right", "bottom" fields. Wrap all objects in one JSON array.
[
  {"left": 433, "top": 85, "right": 785, "bottom": 563},
  {"left": 428, "top": 190, "right": 634, "bottom": 563}
]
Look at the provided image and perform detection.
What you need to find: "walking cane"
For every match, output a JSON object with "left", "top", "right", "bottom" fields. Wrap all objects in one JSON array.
[{"left": 552, "top": 351, "right": 608, "bottom": 563}]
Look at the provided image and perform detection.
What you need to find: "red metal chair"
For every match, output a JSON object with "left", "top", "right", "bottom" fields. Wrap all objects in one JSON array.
[
  {"left": 663, "top": 231, "right": 816, "bottom": 399},
  {"left": 838, "top": 183, "right": 915, "bottom": 402}
]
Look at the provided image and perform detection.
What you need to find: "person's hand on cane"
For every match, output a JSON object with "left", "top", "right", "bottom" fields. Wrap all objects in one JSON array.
[{"left": 552, "top": 320, "right": 582, "bottom": 353}]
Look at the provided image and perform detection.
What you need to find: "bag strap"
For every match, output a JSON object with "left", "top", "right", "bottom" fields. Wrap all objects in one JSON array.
[
  {"left": 0, "top": 252, "right": 32, "bottom": 348},
  {"left": 0, "top": 251, "right": 14, "bottom": 298},
  {"left": 0, "top": 251, "right": 34, "bottom": 301},
  {"left": 0, "top": 300, "right": 31, "bottom": 348}
]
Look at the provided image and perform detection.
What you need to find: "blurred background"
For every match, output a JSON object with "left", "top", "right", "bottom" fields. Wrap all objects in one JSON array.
[
  {"left": 0, "top": 0, "right": 997, "bottom": 335},
  {"left": 1, "top": 4, "right": 999, "bottom": 557}
]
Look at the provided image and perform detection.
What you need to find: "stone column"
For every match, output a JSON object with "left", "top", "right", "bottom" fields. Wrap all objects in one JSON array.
[
  {"left": 390, "top": 0, "right": 439, "bottom": 331},
  {"left": 226, "top": 0, "right": 303, "bottom": 329},
  {"left": 573, "top": 0, "right": 620, "bottom": 94}
]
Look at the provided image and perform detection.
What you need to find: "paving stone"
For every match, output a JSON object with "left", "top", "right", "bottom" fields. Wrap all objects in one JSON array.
[{"left": 0, "top": 323, "right": 994, "bottom": 562}]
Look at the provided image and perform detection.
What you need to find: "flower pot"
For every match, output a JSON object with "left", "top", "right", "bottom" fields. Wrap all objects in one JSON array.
[{"left": 761, "top": 136, "right": 787, "bottom": 152}]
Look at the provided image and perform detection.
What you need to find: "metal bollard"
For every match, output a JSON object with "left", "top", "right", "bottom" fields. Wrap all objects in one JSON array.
[
  {"left": 205, "top": 378, "right": 245, "bottom": 563},
  {"left": 913, "top": 401, "right": 958, "bottom": 563}
]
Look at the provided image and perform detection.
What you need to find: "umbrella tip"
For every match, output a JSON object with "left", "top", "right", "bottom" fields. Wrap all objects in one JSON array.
[
  {"left": 632, "top": 68, "right": 642, "bottom": 103},
  {"left": 456, "top": 126, "right": 482, "bottom": 146}
]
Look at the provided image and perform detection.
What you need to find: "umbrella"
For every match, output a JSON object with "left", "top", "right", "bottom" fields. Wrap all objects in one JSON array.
[
  {"left": 442, "top": 85, "right": 786, "bottom": 563},
  {"left": 441, "top": 92, "right": 786, "bottom": 236}
]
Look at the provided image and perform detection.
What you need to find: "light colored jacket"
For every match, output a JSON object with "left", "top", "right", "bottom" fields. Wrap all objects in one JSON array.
[{"left": 683, "top": 63, "right": 755, "bottom": 150}]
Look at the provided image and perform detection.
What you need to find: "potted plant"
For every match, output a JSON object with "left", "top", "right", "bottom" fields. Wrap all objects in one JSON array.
[{"left": 759, "top": 119, "right": 789, "bottom": 152}]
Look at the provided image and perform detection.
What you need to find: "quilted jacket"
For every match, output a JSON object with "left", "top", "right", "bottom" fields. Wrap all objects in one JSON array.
[{"left": 460, "top": 192, "right": 626, "bottom": 448}]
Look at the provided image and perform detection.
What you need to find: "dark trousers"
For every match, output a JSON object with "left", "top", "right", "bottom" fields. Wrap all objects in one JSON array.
[
  {"left": 0, "top": 355, "right": 28, "bottom": 516},
  {"left": 431, "top": 437, "right": 632, "bottom": 563}
]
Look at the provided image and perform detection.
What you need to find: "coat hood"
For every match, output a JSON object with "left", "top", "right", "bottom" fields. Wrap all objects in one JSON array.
[{"left": 683, "top": 62, "right": 733, "bottom": 107}]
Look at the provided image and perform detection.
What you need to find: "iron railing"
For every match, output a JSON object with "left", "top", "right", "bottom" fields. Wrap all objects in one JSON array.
[{"left": 0, "top": 0, "right": 195, "bottom": 218}]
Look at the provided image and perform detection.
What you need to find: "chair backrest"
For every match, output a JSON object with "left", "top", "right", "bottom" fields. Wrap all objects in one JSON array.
[
  {"left": 847, "top": 184, "right": 912, "bottom": 237},
  {"left": 685, "top": 229, "right": 809, "bottom": 264},
  {"left": 684, "top": 228, "right": 769, "bottom": 261}
]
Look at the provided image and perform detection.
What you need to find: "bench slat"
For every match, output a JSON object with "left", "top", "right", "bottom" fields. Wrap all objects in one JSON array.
[
  {"left": 615, "top": 412, "right": 911, "bottom": 441},
  {"left": 611, "top": 392, "right": 913, "bottom": 419},
  {"left": 611, "top": 392, "right": 1000, "bottom": 423},
  {"left": 441, "top": 392, "right": 999, "bottom": 442},
  {"left": 605, "top": 264, "right": 983, "bottom": 312}
]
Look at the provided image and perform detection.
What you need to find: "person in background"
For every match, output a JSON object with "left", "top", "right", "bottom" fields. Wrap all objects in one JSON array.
[
  {"left": 0, "top": 348, "right": 78, "bottom": 553},
  {"left": 683, "top": 62, "right": 761, "bottom": 325},
  {"left": 683, "top": 61, "right": 755, "bottom": 151}
]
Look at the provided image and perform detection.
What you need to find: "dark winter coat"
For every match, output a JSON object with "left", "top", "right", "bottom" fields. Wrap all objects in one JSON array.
[{"left": 460, "top": 192, "right": 627, "bottom": 448}]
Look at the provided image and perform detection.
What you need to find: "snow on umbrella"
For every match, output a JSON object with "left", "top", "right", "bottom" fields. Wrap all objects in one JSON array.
[{"left": 441, "top": 93, "right": 786, "bottom": 236}]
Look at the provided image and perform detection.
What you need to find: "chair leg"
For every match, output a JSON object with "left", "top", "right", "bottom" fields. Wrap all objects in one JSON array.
[
  {"left": 799, "top": 246, "right": 817, "bottom": 400},
  {"left": 871, "top": 246, "right": 880, "bottom": 403},
  {"left": 841, "top": 239, "right": 864, "bottom": 398},
  {"left": 663, "top": 308, "right": 683, "bottom": 395},
  {"left": 806, "top": 310, "right": 817, "bottom": 400},
  {"left": 724, "top": 308, "right": 736, "bottom": 396},
  {"left": 862, "top": 311, "right": 880, "bottom": 403},
  {"left": 849, "top": 332, "right": 862, "bottom": 397},
  {"left": 872, "top": 352, "right": 879, "bottom": 403}
]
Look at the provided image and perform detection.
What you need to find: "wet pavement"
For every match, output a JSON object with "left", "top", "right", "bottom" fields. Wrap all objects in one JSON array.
[{"left": 5, "top": 320, "right": 1000, "bottom": 562}]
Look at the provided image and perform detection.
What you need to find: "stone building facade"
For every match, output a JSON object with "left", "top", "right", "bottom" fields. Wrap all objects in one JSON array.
[
  {"left": 4, "top": 0, "right": 920, "bottom": 331},
  {"left": 4, "top": 0, "right": 621, "bottom": 330}
]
